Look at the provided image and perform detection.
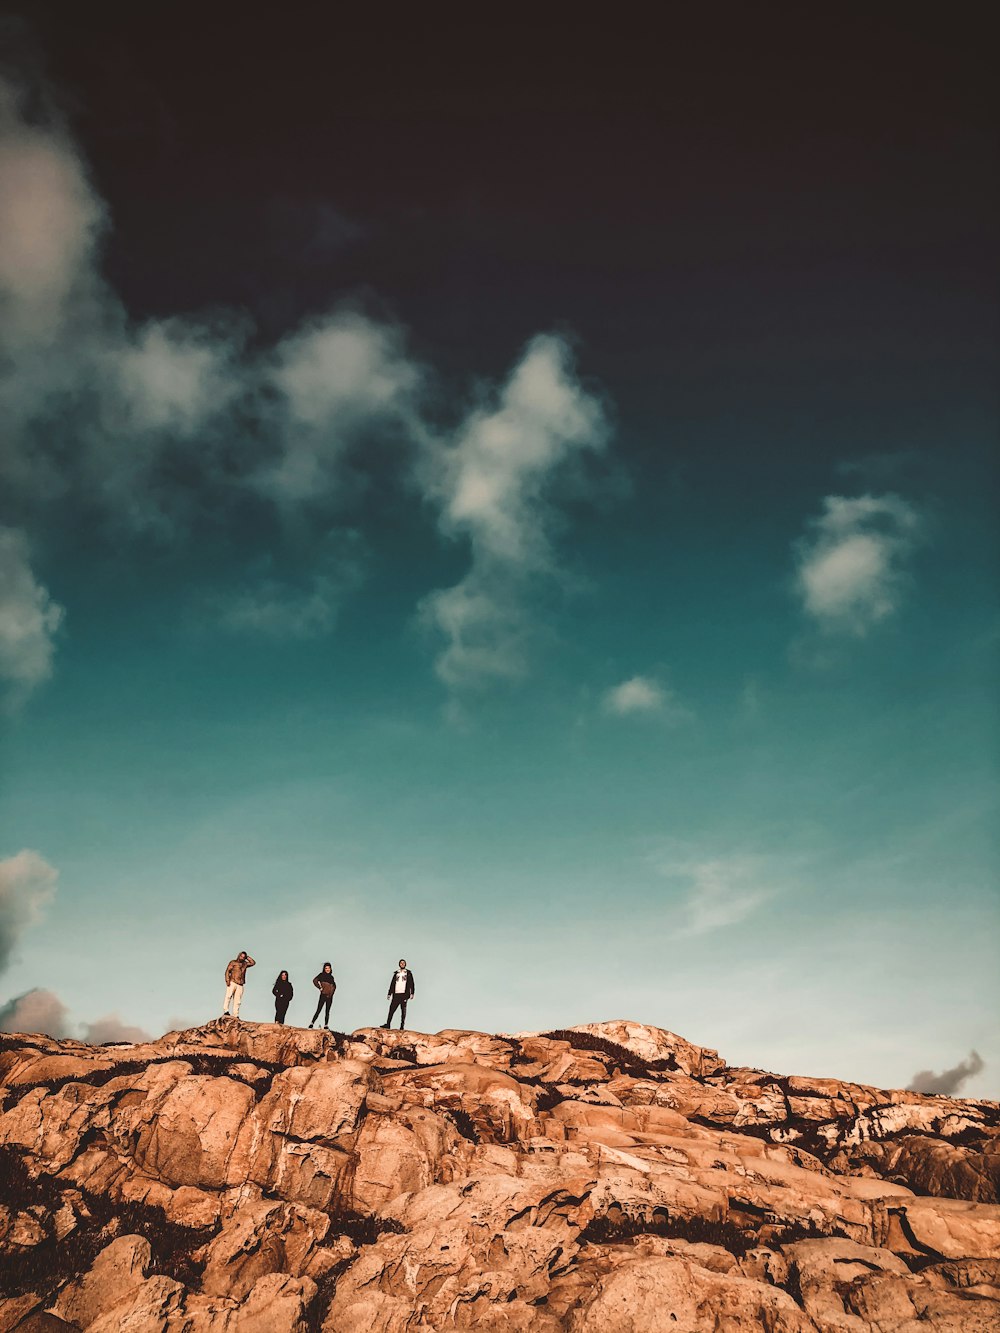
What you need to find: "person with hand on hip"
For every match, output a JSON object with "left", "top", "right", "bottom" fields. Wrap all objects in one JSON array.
[
  {"left": 223, "top": 951, "right": 255, "bottom": 1019},
  {"left": 309, "top": 962, "right": 337, "bottom": 1029},
  {"left": 382, "top": 958, "right": 415, "bottom": 1030}
]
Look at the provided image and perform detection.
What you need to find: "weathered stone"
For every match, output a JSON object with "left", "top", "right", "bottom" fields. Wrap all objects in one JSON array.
[{"left": 0, "top": 1018, "right": 997, "bottom": 1330}]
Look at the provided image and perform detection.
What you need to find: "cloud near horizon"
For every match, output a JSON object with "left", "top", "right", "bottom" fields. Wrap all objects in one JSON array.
[
  {"left": 794, "top": 493, "right": 922, "bottom": 636},
  {"left": 908, "top": 1049, "right": 985, "bottom": 1096},
  {"left": 0, "top": 988, "right": 152, "bottom": 1043},
  {"left": 0, "top": 986, "right": 70, "bottom": 1038}
]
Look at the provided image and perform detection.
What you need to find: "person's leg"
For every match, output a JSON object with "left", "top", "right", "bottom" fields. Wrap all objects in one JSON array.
[
  {"left": 310, "top": 996, "right": 324, "bottom": 1026},
  {"left": 384, "top": 993, "right": 401, "bottom": 1028},
  {"left": 223, "top": 981, "right": 236, "bottom": 1014},
  {"left": 322, "top": 995, "right": 333, "bottom": 1027},
  {"left": 275, "top": 1004, "right": 286, "bottom": 1024},
  {"left": 232, "top": 983, "right": 244, "bottom": 1018},
  {"left": 398, "top": 996, "right": 407, "bottom": 1029}
]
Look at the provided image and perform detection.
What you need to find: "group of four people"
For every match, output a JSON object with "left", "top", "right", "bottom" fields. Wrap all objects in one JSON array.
[{"left": 223, "top": 952, "right": 416, "bottom": 1030}]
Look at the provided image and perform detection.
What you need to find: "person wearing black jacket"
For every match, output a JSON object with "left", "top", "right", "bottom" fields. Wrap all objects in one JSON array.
[
  {"left": 272, "top": 971, "right": 293, "bottom": 1024},
  {"left": 382, "top": 959, "right": 415, "bottom": 1030},
  {"left": 309, "top": 962, "right": 337, "bottom": 1029}
]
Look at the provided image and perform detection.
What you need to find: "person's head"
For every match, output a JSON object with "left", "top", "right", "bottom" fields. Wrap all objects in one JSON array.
[
  {"left": 238, "top": 951, "right": 247, "bottom": 960},
  {"left": 280, "top": 970, "right": 288, "bottom": 981},
  {"left": 398, "top": 959, "right": 406, "bottom": 969},
  {"left": 322, "top": 961, "right": 332, "bottom": 972}
]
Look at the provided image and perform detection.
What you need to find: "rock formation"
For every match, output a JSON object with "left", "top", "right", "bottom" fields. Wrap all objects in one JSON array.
[{"left": 1, "top": 1017, "right": 998, "bottom": 1330}]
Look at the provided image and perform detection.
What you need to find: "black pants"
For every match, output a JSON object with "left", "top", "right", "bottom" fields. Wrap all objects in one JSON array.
[
  {"left": 311, "top": 994, "right": 333, "bottom": 1026},
  {"left": 385, "top": 992, "right": 408, "bottom": 1029},
  {"left": 274, "top": 1003, "right": 289, "bottom": 1025}
]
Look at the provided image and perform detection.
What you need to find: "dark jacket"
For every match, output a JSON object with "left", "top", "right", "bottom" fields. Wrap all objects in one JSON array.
[
  {"left": 272, "top": 978, "right": 293, "bottom": 1003},
  {"left": 313, "top": 971, "right": 337, "bottom": 996},
  {"left": 387, "top": 969, "right": 415, "bottom": 1000}
]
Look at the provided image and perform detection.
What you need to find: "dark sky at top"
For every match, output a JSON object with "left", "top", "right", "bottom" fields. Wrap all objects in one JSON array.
[{"left": 11, "top": 4, "right": 996, "bottom": 428}]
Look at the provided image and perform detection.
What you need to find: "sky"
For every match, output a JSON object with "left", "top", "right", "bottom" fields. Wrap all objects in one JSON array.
[{"left": 0, "top": 8, "right": 997, "bottom": 1096}]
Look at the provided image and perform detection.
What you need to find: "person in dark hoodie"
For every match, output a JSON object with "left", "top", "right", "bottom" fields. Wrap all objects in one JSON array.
[
  {"left": 382, "top": 958, "right": 415, "bottom": 1030},
  {"left": 309, "top": 962, "right": 337, "bottom": 1029},
  {"left": 272, "top": 971, "right": 293, "bottom": 1024}
]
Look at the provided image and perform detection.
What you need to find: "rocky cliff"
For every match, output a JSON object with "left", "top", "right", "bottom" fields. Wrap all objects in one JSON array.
[{"left": 0, "top": 1018, "right": 998, "bottom": 1331}]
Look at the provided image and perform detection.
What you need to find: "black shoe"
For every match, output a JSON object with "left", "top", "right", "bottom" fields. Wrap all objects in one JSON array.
[{"left": 308, "top": 1022, "right": 314, "bottom": 1029}]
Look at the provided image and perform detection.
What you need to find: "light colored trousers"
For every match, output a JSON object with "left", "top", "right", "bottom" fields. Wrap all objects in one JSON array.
[{"left": 224, "top": 982, "right": 244, "bottom": 1016}]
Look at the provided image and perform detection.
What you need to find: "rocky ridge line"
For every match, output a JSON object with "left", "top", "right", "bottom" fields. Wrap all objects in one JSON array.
[{"left": 0, "top": 1018, "right": 998, "bottom": 1330}]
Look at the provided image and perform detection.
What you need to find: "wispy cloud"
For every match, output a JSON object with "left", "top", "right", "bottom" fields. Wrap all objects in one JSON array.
[
  {"left": 794, "top": 492, "right": 922, "bottom": 636},
  {"left": 0, "top": 849, "right": 58, "bottom": 971},
  {"left": 0, "top": 529, "right": 64, "bottom": 706},
  {"left": 651, "top": 849, "right": 777, "bottom": 937},
  {"left": 603, "top": 674, "right": 692, "bottom": 722},
  {"left": 417, "top": 334, "right": 610, "bottom": 690},
  {"left": 215, "top": 534, "right": 365, "bottom": 640},
  {"left": 908, "top": 1049, "right": 985, "bottom": 1096}
]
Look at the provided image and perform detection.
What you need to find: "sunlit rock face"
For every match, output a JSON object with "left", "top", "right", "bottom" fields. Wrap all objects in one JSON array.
[{"left": 0, "top": 1018, "right": 998, "bottom": 1330}]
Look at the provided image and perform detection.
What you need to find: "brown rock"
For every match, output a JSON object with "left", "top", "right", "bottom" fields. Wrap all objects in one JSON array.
[{"left": 0, "top": 1018, "right": 997, "bottom": 1330}]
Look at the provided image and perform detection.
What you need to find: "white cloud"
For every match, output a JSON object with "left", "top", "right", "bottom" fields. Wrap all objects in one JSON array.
[
  {"left": 419, "top": 577, "right": 530, "bottom": 688},
  {"left": 418, "top": 335, "right": 609, "bottom": 689},
  {"left": 260, "top": 312, "right": 421, "bottom": 504},
  {"left": 0, "top": 849, "right": 59, "bottom": 971},
  {"left": 0, "top": 78, "right": 104, "bottom": 344},
  {"left": 795, "top": 493, "right": 922, "bottom": 635},
  {"left": 604, "top": 674, "right": 692, "bottom": 721},
  {"left": 0, "top": 530, "right": 64, "bottom": 704},
  {"left": 108, "top": 318, "right": 241, "bottom": 435},
  {"left": 653, "top": 851, "right": 775, "bottom": 937},
  {"left": 0, "top": 987, "right": 70, "bottom": 1038}
]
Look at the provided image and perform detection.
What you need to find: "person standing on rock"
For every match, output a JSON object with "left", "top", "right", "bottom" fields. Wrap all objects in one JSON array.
[
  {"left": 223, "top": 950, "right": 255, "bottom": 1019},
  {"left": 272, "top": 970, "right": 293, "bottom": 1024},
  {"left": 382, "top": 958, "right": 415, "bottom": 1030},
  {"left": 309, "top": 962, "right": 337, "bottom": 1029}
]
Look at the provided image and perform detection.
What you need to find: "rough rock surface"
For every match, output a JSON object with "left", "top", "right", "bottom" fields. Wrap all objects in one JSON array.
[{"left": 1, "top": 1018, "right": 998, "bottom": 1330}]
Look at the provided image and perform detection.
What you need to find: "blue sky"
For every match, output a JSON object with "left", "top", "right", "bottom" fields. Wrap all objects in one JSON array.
[{"left": 0, "top": 12, "right": 997, "bottom": 1095}]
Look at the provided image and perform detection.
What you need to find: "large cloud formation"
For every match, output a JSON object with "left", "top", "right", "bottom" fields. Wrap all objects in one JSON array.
[{"left": 0, "top": 70, "right": 612, "bottom": 702}]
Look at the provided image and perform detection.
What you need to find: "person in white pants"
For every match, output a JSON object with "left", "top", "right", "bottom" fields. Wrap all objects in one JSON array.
[{"left": 223, "top": 951, "right": 255, "bottom": 1018}]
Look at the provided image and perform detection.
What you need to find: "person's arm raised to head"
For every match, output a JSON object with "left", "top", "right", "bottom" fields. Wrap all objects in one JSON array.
[{"left": 246, "top": 957, "right": 256, "bottom": 967}]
